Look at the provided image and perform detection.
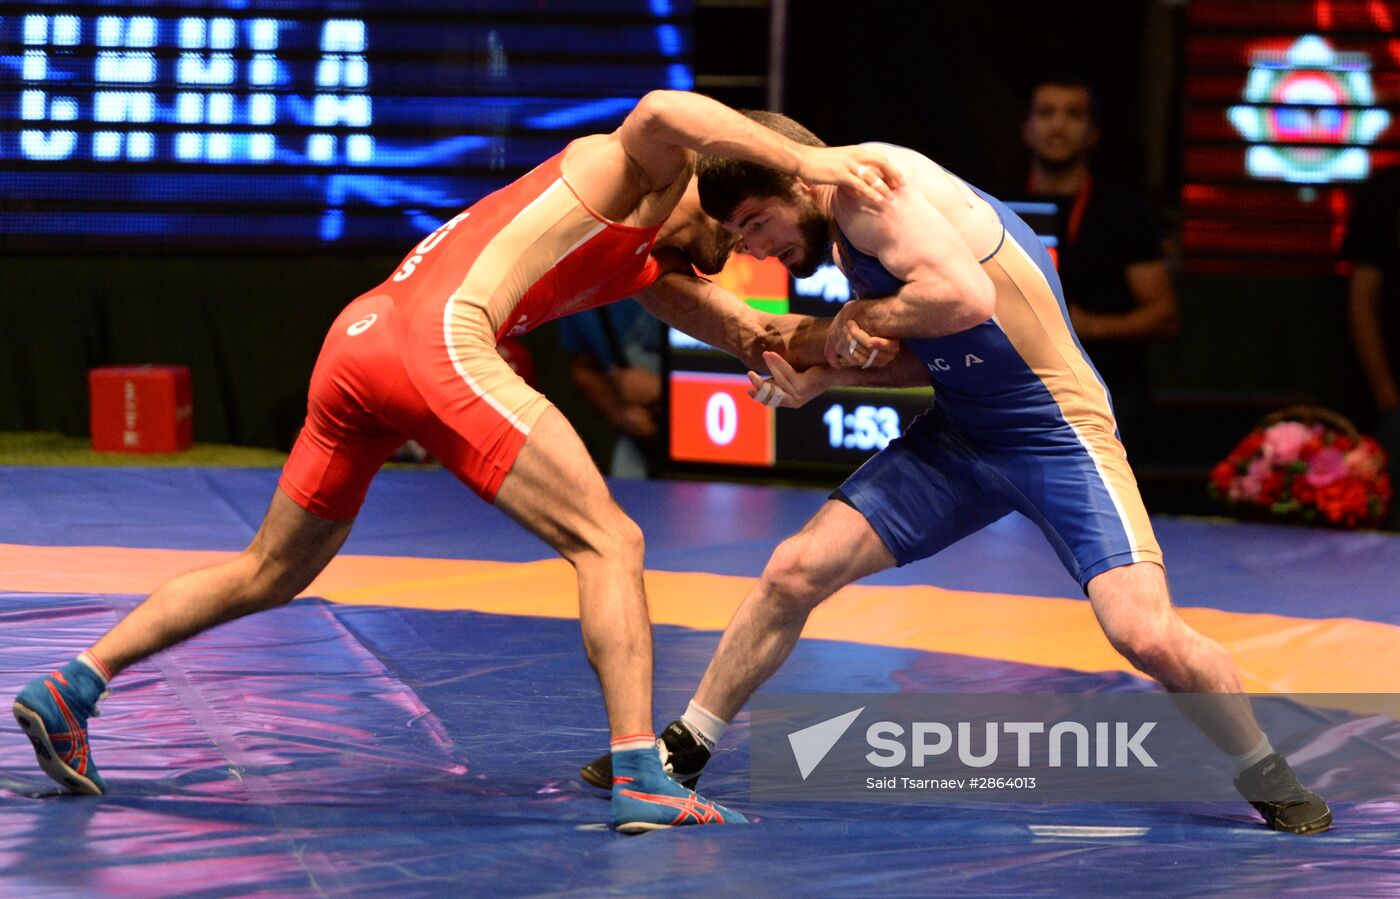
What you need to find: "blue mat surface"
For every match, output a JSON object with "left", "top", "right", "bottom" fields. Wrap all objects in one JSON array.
[
  {"left": 4, "top": 594, "right": 1398, "bottom": 897},
  {"left": 2, "top": 468, "right": 1399, "bottom": 896}
]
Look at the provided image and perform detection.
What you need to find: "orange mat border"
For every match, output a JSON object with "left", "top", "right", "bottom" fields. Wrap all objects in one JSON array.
[{"left": 2, "top": 542, "right": 1396, "bottom": 693}]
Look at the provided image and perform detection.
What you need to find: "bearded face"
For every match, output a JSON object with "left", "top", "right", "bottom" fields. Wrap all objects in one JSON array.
[
  {"left": 1023, "top": 84, "right": 1098, "bottom": 171},
  {"left": 787, "top": 196, "right": 833, "bottom": 278},
  {"left": 720, "top": 188, "right": 835, "bottom": 277}
]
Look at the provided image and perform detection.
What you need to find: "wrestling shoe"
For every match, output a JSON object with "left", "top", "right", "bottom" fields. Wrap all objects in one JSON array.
[
  {"left": 1233, "top": 753, "right": 1332, "bottom": 835},
  {"left": 13, "top": 659, "right": 110, "bottom": 796},
  {"left": 611, "top": 743, "right": 744, "bottom": 833},
  {"left": 582, "top": 719, "right": 712, "bottom": 790}
]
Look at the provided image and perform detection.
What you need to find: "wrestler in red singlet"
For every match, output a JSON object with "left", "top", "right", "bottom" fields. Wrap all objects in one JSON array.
[
  {"left": 280, "top": 144, "right": 666, "bottom": 518},
  {"left": 14, "top": 92, "right": 908, "bottom": 837}
]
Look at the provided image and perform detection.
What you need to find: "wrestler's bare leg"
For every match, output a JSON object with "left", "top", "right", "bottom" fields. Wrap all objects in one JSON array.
[
  {"left": 1086, "top": 561, "right": 1261, "bottom": 754},
  {"left": 693, "top": 500, "right": 895, "bottom": 720},
  {"left": 90, "top": 489, "right": 355, "bottom": 675},
  {"left": 491, "top": 407, "right": 652, "bottom": 738}
]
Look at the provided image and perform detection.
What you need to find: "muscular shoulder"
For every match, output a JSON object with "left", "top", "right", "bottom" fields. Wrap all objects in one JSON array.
[
  {"left": 833, "top": 145, "right": 925, "bottom": 221},
  {"left": 833, "top": 144, "right": 993, "bottom": 262},
  {"left": 561, "top": 133, "right": 691, "bottom": 226},
  {"left": 561, "top": 134, "right": 644, "bottom": 193}
]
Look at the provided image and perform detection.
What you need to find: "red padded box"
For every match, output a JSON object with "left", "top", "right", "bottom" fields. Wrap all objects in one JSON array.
[{"left": 89, "top": 365, "right": 193, "bottom": 453}]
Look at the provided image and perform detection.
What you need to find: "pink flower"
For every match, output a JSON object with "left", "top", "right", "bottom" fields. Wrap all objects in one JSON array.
[
  {"left": 1345, "top": 446, "right": 1384, "bottom": 480},
  {"left": 1232, "top": 455, "right": 1272, "bottom": 501},
  {"left": 1305, "top": 447, "right": 1348, "bottom": 488},
  {"left": 1262, "top": 421, "right": 1314, "bottom": 464}
]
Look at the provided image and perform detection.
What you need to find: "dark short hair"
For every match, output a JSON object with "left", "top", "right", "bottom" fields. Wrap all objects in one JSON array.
[
  {"left": 1029, "top": 75, "right": 1101, "bottom": 124},
  {"left": 696, "top": 110, "right": 827, "bottom": 222}
]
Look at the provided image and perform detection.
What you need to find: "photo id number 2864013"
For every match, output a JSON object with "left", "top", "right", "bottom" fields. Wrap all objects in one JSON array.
[{"left": 866, "top": 776, "right": 1038, "bottom": 791}]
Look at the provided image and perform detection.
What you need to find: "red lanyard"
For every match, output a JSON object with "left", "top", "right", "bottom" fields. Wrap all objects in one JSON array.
[{"left": 1027, "top": 170, "right": 1093, "bottom": 247}]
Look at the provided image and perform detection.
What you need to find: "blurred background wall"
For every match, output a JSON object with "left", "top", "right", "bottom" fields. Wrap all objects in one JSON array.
[{"left": 2, "top": 0, "right": 1393, "bottom": 513}]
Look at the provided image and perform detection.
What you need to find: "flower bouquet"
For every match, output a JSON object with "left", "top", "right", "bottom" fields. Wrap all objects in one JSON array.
[{"left": 1209, "top": 406, "right": 1392, "bottom": 529}]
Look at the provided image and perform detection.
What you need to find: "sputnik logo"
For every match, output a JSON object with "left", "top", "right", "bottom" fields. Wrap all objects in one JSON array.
[
  {"left": 788, "top": 707, "right": 864, "bottom": 780},
  {"left": 1228, "top": 34, "right": 1391, "bottom": 183}
]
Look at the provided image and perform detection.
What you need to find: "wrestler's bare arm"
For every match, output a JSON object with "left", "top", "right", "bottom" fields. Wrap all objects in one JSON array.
[
  {"left": 745, "top": 349, "right": 929, "bottom": 410},
  {"left": 637, "top": 268, "right": 830, "bottom": 372},
  {"left": 618, "top": 91, "right": 904, "bottom": 200},
  {"left": 825, "top": 183, "right": 996, "bottom": 366}
]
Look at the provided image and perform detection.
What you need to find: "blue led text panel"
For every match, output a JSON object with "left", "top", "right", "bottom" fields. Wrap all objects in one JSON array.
[{"left": 0, "top": 1, "right": 693, "bottom": 251}]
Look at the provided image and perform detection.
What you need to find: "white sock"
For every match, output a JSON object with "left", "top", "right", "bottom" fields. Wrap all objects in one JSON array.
[
  {"left": 681, "top": 699, "right": 727, "bottom": 751},
  {"left": 76, "top": 651, "right": 112, "bottom": 685},
  {"left": 1232, "top": 733, "right": 1274, "bottom": 772}
]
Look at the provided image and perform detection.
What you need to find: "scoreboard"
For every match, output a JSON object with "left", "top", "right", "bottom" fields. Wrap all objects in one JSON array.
[
  {"left": 667, "top": 255, "right": 935, "bottom": 473},
  {"left": 666, "top": 199, "right": 1060, "bottom": 476},
  {"left": 0, "top": 0, "right": 693, "bottom": 251}
]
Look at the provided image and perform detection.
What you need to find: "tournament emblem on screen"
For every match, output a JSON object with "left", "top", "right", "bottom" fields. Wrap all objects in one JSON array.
[{"left": 1228, "top": 34, "right": 1392, "bottom": 183}]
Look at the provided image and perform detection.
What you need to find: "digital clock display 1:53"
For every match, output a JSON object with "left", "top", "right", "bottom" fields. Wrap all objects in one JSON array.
[
  {"left": 769, "top": 389, "right": 934, "bottom": 469},
  {"left": 821, "top": 403, "right": 901, "bottom": 451}
]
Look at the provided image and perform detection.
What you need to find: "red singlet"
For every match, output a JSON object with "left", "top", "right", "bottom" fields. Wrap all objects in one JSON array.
[{"left": 279, "top": 145, "right": 663, "bottom": 517}]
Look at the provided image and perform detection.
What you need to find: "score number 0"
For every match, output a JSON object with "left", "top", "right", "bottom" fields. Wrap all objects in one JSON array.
[{"left": 705, "top": 391, "right": 740, "bottom": 445}]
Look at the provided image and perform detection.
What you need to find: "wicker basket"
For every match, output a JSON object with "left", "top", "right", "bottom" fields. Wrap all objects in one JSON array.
[{"left": 1256, "top": 405, "right": 1360, "bottom": 441}]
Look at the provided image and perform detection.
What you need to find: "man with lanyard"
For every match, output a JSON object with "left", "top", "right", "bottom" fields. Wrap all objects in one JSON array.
[{"left": 1022, "top": 75, "right": 1179, "bottom": 455}]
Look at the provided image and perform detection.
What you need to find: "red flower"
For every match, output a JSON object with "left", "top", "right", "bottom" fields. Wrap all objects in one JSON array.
[
  {"left": 1315, "top": 478, "right": 1371, "bottom": 526},
  {"left": 1230, "top": 430, "right": 1266, "bottom": 463},
  {"left": 1259, "top": 470, "right": 1287, "bottom": 505},
  {"left": 1210, "top": 461, "right": 1236, "bottom": 495}
]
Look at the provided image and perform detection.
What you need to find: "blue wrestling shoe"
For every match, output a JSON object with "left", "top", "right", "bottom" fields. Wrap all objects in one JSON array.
[
  {"left": 13, "top": 658, "right": 110, "bottom": 796},
  {"left": 611, "top": 742, "right": 746, "bottom": 833}
]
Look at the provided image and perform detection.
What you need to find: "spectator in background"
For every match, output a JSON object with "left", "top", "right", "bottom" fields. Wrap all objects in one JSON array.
[
  {"left": 1021, "top": 75, "right": 1179, "bottom": 456},
  {"left": 1343, "top": 165, "right": 1400, "bottom": 529},
  {"left": 558, "top": 300, "right": 664, "bottom": 478}
]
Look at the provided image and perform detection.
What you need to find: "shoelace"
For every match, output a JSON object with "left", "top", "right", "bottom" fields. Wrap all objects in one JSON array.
[{"left": 656, "top": 736, "right": 673, "bottom": 776}]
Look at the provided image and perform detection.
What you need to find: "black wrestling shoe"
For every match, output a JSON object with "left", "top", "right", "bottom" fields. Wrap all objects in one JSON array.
[
  {"left": 1233, "top": 753, "right": 1332, "bottom": 835},
  {"left": 581, "top": 719, "right": 713, "bottom": 791}
]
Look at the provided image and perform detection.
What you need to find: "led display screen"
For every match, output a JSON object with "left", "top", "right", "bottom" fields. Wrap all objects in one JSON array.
[
  {"left": 0, "top": 0, "right": 693, "bottom": 251},
  {"left": 1183, "top": 0, "right": 1400, "bottom": 273}
]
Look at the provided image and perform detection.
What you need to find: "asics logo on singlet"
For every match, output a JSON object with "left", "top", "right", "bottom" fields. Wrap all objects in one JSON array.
[
  {"left": 635, "top": 241, "right": 650, "bottom": 255},
  {"left": 347, "top": 313, "right": 378, "bottom": 336},
  {"left": 926, "top": 354, "right": 984, "bottom": 372},
  {"left": 508, "top": 314, "right": 530, "bottom": 337},
  {"left": 392, "top": 210, "right": 471, "bottom": 283}
]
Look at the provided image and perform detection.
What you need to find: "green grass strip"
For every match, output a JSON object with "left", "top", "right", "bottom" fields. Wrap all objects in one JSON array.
[{"left": 0, "top": 432, "right": 288, "bottom": 467}]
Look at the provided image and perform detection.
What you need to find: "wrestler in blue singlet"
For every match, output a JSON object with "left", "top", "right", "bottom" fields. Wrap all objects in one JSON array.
[{"left": 833, "top": 164, "right": 1162, "bottom": 589}]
